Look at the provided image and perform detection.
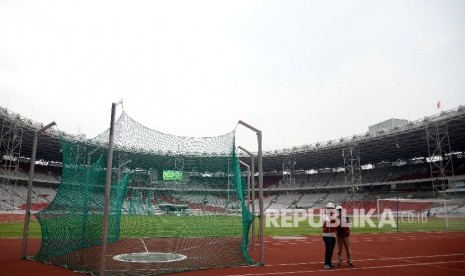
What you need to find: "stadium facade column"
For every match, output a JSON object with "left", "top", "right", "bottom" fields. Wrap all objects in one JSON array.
[
  {"left": 342, "top": 145, "right": 362, "bottom": 212},
  {"left": 0, "top": 115, "right": 23, "bottom": 208},
  {"left": 425, "top": 121, "right": 455, "bottom": 199},
  {"left": 282, "top": 160, "right": 297, "bottom": 195}
]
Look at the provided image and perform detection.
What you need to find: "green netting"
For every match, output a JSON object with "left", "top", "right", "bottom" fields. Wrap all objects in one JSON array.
[{"left": 33, "top": 112, "right": 254, "bottom": 275}]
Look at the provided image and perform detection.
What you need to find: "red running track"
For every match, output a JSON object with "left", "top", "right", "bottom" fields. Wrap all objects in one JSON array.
[{"left": 1, "top": 231, "right": 465, "bottom": 276}]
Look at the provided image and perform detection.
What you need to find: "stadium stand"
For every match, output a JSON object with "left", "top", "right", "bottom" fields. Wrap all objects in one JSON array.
[
  {"left": 296, "top": 193, "right": 328, "bottom": 208},
  {"left": 1, "top": 104, "right": 465, "bottom": 215},
  {"left": 267, "top": 194, "right": 301, "bottom": 210}
]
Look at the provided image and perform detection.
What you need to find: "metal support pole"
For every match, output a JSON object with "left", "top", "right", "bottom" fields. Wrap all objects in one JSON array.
[
  {"left": 239, "top": 160, "right": 253, "bottom": 247},
  {"left": 21, "top": 121, "right": 56, "bottom": 259},
  {"left": 444, "top": 200, "right": 449, "bottom": 228},
  {"left": 100, "top": 100, "right": 122, "bottom": 276},
  {"left": 238, "top": 120, "right": 264, "bottom": 266},
  {"left": 239, "top": 160, "right": 251, "bottom": 212},
  {"left": 117, "top": 160, "right": 132, "bottom": 183},
  {"left": 257, "top": 130, "right": 264, "bottom": 266},
  {"left": 87, "top": 147, "right": 101, "bottom": 167},
  {"left": 396, "top": 196, "right": 399, "bottom": 232},
  {"left": 81, "top": 146, "right": 103, "bottom": 247},
  {"left": 238, "top": 146, "right": 255, "bottom": 250}
]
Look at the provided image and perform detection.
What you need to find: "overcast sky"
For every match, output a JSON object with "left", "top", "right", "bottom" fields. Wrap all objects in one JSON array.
[{"left": 1, "top": 0, "right": 464, "bottom": 151}]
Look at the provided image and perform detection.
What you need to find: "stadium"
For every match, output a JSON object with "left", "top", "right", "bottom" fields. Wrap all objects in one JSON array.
[{"left": 1, "top": 103, "right": 465, "bottom": 276}]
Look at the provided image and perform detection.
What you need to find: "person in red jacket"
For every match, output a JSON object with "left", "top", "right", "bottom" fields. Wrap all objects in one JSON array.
[
  {"left": 322, "top": 202, "right": 337, "bottom": 270},
  {"left": 336, "top": 205, "right": 353, "bottom": 267}
]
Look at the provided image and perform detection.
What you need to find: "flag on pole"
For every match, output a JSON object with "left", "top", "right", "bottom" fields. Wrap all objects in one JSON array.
[{"left": 436, "top": 100, "right": 441, "bottom": 110}]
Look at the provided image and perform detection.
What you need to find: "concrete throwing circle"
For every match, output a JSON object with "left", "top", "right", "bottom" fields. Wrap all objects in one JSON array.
[{"left": 113, "top": 252, "right": 187, "bottom": 263}]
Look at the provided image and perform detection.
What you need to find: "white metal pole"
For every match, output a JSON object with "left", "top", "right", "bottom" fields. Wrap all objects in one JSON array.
[
  {"left": 376, "top": 199, "right": 380, "bottom": 230},
  {"left": 250, "top": 154, "right": 255, "bottom": 249},
  {"left": 239, "top": 160, "right": 253, "bottom": 248},
  {"left": 239, "top": 160, "right": 251, "bottom": 212},
  {"left": 100, "top": 100, "right": 122, "bottom": 276},
  {"left": 21, "top": 121, "right": 56, "bottom": 259},
  {"left": 238, "top": 120, "right": 264, "bottom": 266},
  {"left": 257, "top": 130, "right": 264, "bottom": 266},
  {"left": 238, "top": 146, "right": 255, "bottom": 250}
]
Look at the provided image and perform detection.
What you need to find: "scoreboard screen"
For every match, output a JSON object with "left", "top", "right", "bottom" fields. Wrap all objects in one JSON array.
[{"left": 163, "top": 170, "right": 183, "bottom": 181}]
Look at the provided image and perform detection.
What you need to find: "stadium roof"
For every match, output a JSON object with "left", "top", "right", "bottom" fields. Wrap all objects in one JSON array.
[
  {"left": 1, "top": 105, "right": 465, "bottom": 172},
  {"left": 262, "top": 105, "right": 465, "bottom": 171},
  {"left": 0, "top": 106, "right": 81, "bottom": 163}
]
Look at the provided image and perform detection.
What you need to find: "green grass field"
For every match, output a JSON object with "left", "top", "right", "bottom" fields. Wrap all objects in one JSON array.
[
  {"left": 0, "top": 222, "right": 42, "bottom": 238},
  {"left": 1, "top": 215, "right": 465, "bottom": 238}
]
